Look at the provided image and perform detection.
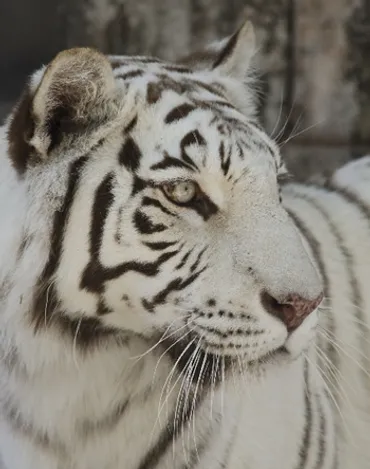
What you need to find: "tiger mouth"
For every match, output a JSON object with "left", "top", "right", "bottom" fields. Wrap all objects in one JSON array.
[{"left": 161, "top": 329, "right": 289, "bottom": 386}]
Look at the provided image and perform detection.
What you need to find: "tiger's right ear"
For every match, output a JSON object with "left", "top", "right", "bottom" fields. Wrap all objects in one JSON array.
[{"left": 7, "top": 48, "right": 121, "bottom": 175}]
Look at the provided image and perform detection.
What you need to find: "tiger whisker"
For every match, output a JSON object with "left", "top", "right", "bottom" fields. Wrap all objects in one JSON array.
[
  {"left": 274, "top": 93, "right": 299, "bottom": 144},
  {"left": 156, "top": 327, "right": 198, "bottom": 423},
  {"left": 189, "top": 341, "right": 207, "bottom": 465},
  {"left": 184, "top": 339, "right": 202, "bottom": 459},
  {"left": 304, "top": 353, "right": 354, "bottom": 445},
  {"left": 151, "top": 323, "right": 196, "bottom": 386},
  {"left": 72, "top": 316, "right": 83, "bottom": 370},
  {"left": 318, "top": 327, "right": 370, "bottom": 371},
  {"left": 269, "top": 86, "right": 285, "bottom": 139},
  {"left": 280, "top": 119, "right": 326, "bottom": 148},
  {"left": 149, "top": 333, "right": 197, "bottom": 446},
  {"left": 312, "top": 344, "right": 355, "bottom": 411},
  {"left": 175, "top": 347, "right": 198, "bottom": 466},
  {"left": 130, "top": 316, "right": 194, "bottom": 362}
]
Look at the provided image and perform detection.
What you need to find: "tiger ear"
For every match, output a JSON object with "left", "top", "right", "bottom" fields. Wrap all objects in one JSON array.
[
  {"left": 8, "top": 48, "right": 121, "bottom": 174},
  {"left": 180, "top": 20, "right": 256, "bottom": 82},
  {"left": 211, "top": 20, "right": 256, "bottom": 81},
  {"left": 179, "top": 20, "right": 257, "bottom": 117}
]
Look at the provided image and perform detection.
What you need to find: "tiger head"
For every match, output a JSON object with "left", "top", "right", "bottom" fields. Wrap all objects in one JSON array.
[{"left": 4, "top": 21, "right": 323, "bottom": 380}]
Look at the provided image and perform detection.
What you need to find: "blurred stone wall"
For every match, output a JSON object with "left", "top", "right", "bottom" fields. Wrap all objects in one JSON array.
[{"left": 1, "top": 0, "right": 370, "bottom": 179}]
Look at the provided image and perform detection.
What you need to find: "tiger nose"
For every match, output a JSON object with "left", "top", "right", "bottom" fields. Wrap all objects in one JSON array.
[{"left": 261, "top": 291, "right": 324, "bottom": 332}]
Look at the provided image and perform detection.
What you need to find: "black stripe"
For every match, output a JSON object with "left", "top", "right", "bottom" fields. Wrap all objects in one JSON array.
[
  {"left": 150, "top": 153, "right": 196, "bottom": 172},
  {"left": 7, "top": 87, "right": 35, "bottom": 174},
  {"left": 0, "top": 276, "right": 12, "bottom": 304},
  {"left": 16, "top": 235, "right": 33, "bottom": 261},
  {"left": 300, "top": 188, "right": 363, "bottom": 318},
  {"left": 34, "top": 172, "right": 120, "bottom": 351},
  {"left": 142, "top": 268, "right": 205, "bottom": 312},
  {"left": 89, "top": 173, "right": 115, "bottom": 262},
  {"left": 314, "top": 394, "right": 326, "bottom": 469},
  {"left": 134, "top": 210, "right": 168, "bottom": 234},
  {"left": 96, "top": 298, "right": 113, "bottom": 316},
  {"left": 327, "top": 181, "right": 370, "bottom": 220},
  {"left": 118, "top": 136, "right": 142, "bottom": 173},
  {"left": 176, "top": 249, "right": 193, "bottom": 269},
  {"left": 285, "top": 207, "right": 329, "bottom": 291},
  {"left": 146, "top": 82, "right": 162, "bottom": 105},
  {"left": 117, "top": 70, "right": 144, "bottom": 80},
  {"left": 124, "top": 115, "right": 138, "bottom": 134},
  {"left": 131, "top": 176, "right": 147, "bottom": 196},
  {"left": 189, "top": 247, "right": 207, "bottom": 273},
  {"left": 136, "top": 390, "right": 204, "bottom": 469},
  {"left": 180, "top": 131, "right": 205, "bottom": 171},
  {"left": 133, "top": 57, "right": 162, "bottom": 64},
  {"left": 110, "top": 59, "right": 125, "bottom": 69},
  {"left": 56, "top": 314, "right": 126, "bottom": 350},
  {"left": 163, "top": 65, "right": 193, "bottom": 74},
  {"left": 181, "top": 130, "right": 206, "bottom": 148},
  {"left": 32, "top": 156, "right": 89, "bottom": 329},
  {"left": 79, "top": 399, "right": 129, "bottom": 437},
  {"left": 212, "top": 28, "right": 240, "bottom": 69},
  {"left": 144, "top": 241, "right": 178, "bottom": 251},
  {"left": 324, "top": 182, "right": 370, "bottom": 389},
  {"left": 165, "top": 103, "right": 196, "bottom": 124},
  {"left": 219, "top": 411, "right": 240, "bottom": 469},
  {"left": 199, "top": 99, "right": 235, "bottom": 111},
  {"left": 1, "top": 396, "right": 67, "bottom": 455},
  {"left": 146, "top": 77, "right": 192, "bottom": 105},
  {"left": 296, "top": 360, "right": 313, "bottom": 468},
  {"left": 285, "top": 206, "right": 336, "bottom": 368},
  {"left": 141, "top": 196, "right": 177, "bottom": 217},
  {"left": 220, "top": 141, "right": 231, "bottom": 176},
  {"left": 289, "top": 185, "right": 367, "bottom": 386},
  {"left": 191, "top": 80, "right": 226, "bottom": 98},
  {"left": 81, "top": 174, "right": 176, "bottom": 292},
  {"left": 236, "top": 142, "right": 244, "bottom": 160},
  {"left": 185, "top": 192, "right": 218, "bottom": 221},
  {"left": 81, "top": 250, "right": 178, "bottom": 294},
  {"left": 146, "top": 75, "right": 224, "bottom": 107}
]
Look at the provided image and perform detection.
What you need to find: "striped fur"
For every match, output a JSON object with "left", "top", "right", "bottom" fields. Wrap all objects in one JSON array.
[{"left": 0, "top": 20, "right": 368, "bottom": 469}]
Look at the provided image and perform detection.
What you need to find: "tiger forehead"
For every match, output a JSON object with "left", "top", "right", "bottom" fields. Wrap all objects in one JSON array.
[
  {"left": 110, "top": 56, "right": 281, "bottom": 177},
  {"left": 111, "top": 56, "right": 230, "bottom": 107},
  {"left": 124, "top": 109, "right": 280, "bottom": 177}
]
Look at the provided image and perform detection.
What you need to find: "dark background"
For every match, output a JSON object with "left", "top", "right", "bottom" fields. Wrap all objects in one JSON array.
[{"left": 1, "top": 0, "right": 370, "bottom": 179}]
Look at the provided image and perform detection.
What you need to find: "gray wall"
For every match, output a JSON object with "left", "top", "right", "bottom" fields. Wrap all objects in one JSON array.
[{"left": 1, "top": 0, "right": 370, "bottom": 179}]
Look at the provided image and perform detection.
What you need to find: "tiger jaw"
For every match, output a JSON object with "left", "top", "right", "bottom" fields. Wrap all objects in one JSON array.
[{"left": 160, "top": 307, "right": 319, "bottom": 384}]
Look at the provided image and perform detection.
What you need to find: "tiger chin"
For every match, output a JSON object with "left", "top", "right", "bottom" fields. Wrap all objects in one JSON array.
[{"left": 0, "top": 18, "right": 369, "bottom": 469}]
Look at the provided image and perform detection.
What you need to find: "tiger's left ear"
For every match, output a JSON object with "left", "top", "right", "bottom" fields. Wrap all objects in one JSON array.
[
  {"left": 8, "top": 48, "right": 123, "bottom": 175},
  {"left": 179, "top": 20, "right": 257, "bottom": 116},
  {"left": 211, "top": 20, "right": 256, "bottom": 81},
  {"left": 180, "top": 20, "right": 256, "bottom": 82}
]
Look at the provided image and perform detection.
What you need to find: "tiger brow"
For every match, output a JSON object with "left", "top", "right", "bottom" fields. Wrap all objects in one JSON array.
[{"left": 150, "top": 154, "right": 196, "bottom": 172}]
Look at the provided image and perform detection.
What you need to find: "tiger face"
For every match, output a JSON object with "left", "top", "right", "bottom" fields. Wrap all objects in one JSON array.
[{"left": 7, "top": 22, "right": 323, "bottom": 380}]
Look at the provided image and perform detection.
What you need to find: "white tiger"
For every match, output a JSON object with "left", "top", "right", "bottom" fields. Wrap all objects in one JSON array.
[{"left": 0, "top": 19, "right": 369, "bottom": 469}]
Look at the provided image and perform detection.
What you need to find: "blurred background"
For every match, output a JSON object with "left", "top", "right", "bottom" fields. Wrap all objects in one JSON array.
[{"left": 0, "top": 0, "right": 369, "bottom": 180}]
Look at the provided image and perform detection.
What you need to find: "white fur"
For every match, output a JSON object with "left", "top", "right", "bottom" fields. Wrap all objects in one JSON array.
[{"left": 0, "top": 23, "right": 369, "bottom": 469}]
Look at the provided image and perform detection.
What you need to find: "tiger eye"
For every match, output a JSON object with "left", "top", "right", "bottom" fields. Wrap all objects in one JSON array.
[{"left": 162, "top": 180, "right": 197, "bottom": 204}]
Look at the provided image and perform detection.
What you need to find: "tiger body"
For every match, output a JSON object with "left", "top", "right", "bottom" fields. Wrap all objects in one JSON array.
[{"left": 0, "top": 21, "right": 369, "bottom": 469}]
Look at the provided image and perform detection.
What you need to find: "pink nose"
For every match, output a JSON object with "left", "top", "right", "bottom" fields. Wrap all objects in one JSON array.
[{"left": 261, "top": 291, "right": 324, "bottom": 332}]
